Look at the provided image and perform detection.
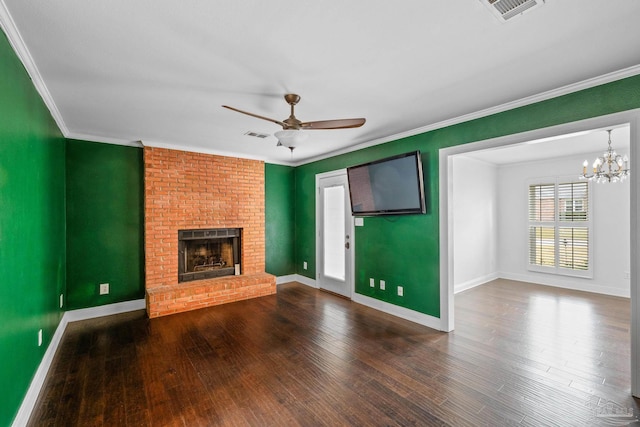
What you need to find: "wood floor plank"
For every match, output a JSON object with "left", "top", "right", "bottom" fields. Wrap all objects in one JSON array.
[{"left": 27, "top": 280, "right": 640, "bottom": 426}]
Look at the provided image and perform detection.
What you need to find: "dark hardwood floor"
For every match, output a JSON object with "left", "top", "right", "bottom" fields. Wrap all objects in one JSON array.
[{"left": 28, "top": 280, "right": 638, "bottom": 426}]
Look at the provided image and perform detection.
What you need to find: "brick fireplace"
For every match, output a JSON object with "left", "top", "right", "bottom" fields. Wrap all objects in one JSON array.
[{"left": 144, "top": 147, "right": 276, "bottom": 318}]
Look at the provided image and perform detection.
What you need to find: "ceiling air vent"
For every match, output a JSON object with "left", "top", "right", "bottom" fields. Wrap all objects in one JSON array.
[
  {"left": 244, "top": 131, "right": 269, "bottom": 139},
  {"left": 484, "top": 0, "right": 544, "bottom": 21}
]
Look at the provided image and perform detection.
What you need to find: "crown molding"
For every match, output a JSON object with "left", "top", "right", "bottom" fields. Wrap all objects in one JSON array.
[
  {"left": 2, "top": 0, "right": 638, "bottom": 167},
  {"left": 0, "top": 1, "right": 68, "bottom": 135},
  {"left": 65, "top": 132, "right": 142, "bottom": 147},
  {"left": 82, "top": 64, "right": 640, "bottom": 167},
  {"left": 293, "top": 64, "right": 640, "bottom": 166},
  {"left": 139, "top": 139, "right": 285, "bottom": 164}
]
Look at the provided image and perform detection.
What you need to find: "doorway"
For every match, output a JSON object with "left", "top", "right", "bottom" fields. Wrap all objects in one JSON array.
[
  {"left": 439, "top": 109, "right": 640, "bottom": 396},
  {"left": 316, "top": 170, "right": 353, "bottom": 298}
]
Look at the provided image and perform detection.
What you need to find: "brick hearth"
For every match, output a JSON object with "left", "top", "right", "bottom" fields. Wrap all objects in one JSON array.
[{"left": 143, "top": 147, "right": 276, "bottom": 318}]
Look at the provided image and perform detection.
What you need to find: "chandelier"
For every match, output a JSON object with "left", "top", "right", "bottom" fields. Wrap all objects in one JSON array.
[{"left": 580, "top": 130, "right": 630, "bottom": 183}]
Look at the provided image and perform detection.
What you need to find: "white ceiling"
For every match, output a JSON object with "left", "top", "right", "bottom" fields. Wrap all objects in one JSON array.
[
  {"left": 462, "top": 125, "right": 631, "bottom": 165},
  {"left": 1, "top": 1, "right": 640, "bottom": 165}
]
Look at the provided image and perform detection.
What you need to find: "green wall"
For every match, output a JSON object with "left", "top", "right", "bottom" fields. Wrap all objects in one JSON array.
[
  {"left": 65, "top": 139, "right": 144, "bottom": 309},
  {"left": 265, "top": 163, "right": 296, "bottom": 277},
  {"left": 65, "top": 146, "right": 290, "bottom": 309},
  {"left": 0, "top": 30, "right": 66, "bottom": 425},
  {"left": 295, "top": 74, "right": 640, "bottom": 317},
  {"left": 2, "top": 11, "right": 640, "bottom": 421}
]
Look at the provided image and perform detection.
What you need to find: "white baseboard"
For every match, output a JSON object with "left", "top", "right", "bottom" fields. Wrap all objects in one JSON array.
[
  {"left": 352, "top": 293, "right": 444, "bottom": 331},
  {"left": 287, "top": 274, "right": 318, "bottom": 288},
  {"left": 12, "top": 299, "right": 146, "bottom": 427},
  {"left": 290, "top": 275, "right": 441, "bottom": 330},
  {"left": 64, "top": 299, "right": 146, "bottom": 322},
  {"left": 275, "top": 274, "right": 298, "bottom": 285},
  {"left": 499, "top": 272, "right": 631, "bottom": 298},
  {"left": 455, "top": 272, "right": 499, "bottom": 294},
  {"left": 12, "top": 314, "right": 68, "bottom": 427}
]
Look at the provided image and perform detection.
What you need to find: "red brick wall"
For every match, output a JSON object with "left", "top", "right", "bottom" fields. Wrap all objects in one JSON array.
[{"left": 143, "top": 147, "right": 274, "bottom": 317}]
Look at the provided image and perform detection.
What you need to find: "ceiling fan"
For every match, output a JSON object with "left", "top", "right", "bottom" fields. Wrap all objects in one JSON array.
[{"left": 223, "top": 94, "right": 366, "bottom": 151}]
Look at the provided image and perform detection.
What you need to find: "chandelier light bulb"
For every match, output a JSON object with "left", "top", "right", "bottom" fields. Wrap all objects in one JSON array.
[{"left": 580, "top": 129, "right": 630, "bottom": 183}]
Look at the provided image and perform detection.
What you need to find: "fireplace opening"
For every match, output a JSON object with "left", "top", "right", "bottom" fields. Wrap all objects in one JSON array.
[{"left": 178, "top": 228, "right": 241, "bottom": 282}]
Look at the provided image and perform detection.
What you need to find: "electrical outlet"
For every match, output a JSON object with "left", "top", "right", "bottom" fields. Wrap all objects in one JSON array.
[
  {"left": 624, "top": 271, "right": 631, "bottom": 279},
  {"left": 370, "top": 278, "right": 375, "bottom": 287},
  {"left": 99, "top": 283, "right": 110, "bottom": 295},
  {"left": 397, "top": 286, "right": 404, "bottom": 297},
  {"left": 38, "top": 329, "right": 43, "bottom": 347},
  {"left": 303, "top": 261, "right": 308, "bottom": 270},
  {"left": 59, "top": 294, "right": 64, "bottom": 308},
  {"left": 380, "top": 280, "right": 386, "bottom": 290}
]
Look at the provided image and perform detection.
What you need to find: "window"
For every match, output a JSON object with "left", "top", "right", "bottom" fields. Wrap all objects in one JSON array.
[{"left": 528, "top": 179, "right": 591, "bottom": 277}]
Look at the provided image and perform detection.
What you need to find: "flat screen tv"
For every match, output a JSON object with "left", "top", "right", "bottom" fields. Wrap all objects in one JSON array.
[{"left": 347, "top": 151, "right": 426, "bottom": 216}]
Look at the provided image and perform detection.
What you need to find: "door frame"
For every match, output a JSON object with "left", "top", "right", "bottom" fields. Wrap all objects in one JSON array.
[
  {"left": 316, "top": 169, "right": 355, "bottom": 299},
  {"left": 439, "top": 108, "right": 640, "bottom": 396}
]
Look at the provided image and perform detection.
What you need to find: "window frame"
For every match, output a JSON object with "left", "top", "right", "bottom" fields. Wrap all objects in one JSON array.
[{"left": 527, "top": 176, "right": 593, "bottom": 279}]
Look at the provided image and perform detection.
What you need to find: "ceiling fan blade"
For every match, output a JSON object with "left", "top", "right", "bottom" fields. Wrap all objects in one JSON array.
[
  {"left": 222, "top": 105, "right": 287, "bottom": 127},
  {"left": 300, "top": 118, "right": 366, "bottom": 130}
]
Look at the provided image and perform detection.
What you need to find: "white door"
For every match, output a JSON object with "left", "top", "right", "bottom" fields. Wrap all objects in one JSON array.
[{"left": 317, "top": 171, "right": 353, "bottom": 298}]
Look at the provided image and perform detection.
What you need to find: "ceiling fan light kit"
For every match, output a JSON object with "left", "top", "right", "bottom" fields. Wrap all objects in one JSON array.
[
  {"left": 223, "top": 93, "right": 365, "bottom": 152},
  {"left": 274, "top": 129, "right": 308, "bottom": 151}
]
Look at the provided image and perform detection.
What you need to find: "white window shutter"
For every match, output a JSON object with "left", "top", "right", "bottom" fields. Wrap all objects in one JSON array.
[{"left": 528, "top": 180, "right": 592, "bottom": 277}]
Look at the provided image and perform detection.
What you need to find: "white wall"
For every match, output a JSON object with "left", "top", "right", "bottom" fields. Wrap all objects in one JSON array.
[
  {"left": 497, "top": 152, "right": 631, "bottom": 297},
  {"left": 452, "top": 156, "right": 498, "bottom": 292}
]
